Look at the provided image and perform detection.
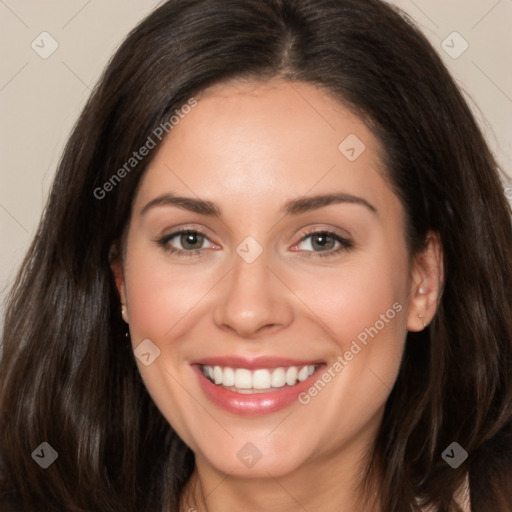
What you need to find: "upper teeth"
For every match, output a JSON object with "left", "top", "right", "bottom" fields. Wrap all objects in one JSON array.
[{"left": 202, "top": 365, "right": 316, "bottom": 390}]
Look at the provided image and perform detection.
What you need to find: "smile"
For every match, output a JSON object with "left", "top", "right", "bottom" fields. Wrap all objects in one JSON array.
[
  {"left": 193, "top": 359, "right": 325, "bottom": 416},
  {"left": 201, "top": 364, "right": 317, "bottom": 393}
]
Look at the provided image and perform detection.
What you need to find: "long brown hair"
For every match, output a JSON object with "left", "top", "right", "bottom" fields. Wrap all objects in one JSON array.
[{"left": 1, "top": 0, "right": 511, "bottom": 510}]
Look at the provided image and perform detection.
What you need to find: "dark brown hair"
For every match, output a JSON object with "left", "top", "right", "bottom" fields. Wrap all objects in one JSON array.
[{"left": 1, "top": 0, "right": 511, "bottom": 510}]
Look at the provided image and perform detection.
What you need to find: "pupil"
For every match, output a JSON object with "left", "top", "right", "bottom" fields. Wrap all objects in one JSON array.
[
  {"left": 313, "top": 233, "right": 334, "bottom": 250},
  {"left": 182, "top": 233, "right": 201, "bottom": 250}
]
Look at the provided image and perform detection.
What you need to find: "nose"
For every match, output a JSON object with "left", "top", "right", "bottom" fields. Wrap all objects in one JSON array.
[{"left": 213, "top": 253, "right": 294, "bottom": 338}]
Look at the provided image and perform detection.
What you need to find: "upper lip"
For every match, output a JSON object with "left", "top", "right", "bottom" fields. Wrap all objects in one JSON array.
[{"left": 191, "top": 356, "right": 324, "bottom": 369}]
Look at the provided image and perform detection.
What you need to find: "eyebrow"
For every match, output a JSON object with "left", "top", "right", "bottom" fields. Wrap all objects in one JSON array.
[
  {"left": 283, "top": 193, "right": 377, "bottom": 215},
  {"left": 140, "top": 192, "right": 377, "bottom": 217},
  {"left": 140, "top": 194, "right": 221, "bottom": 217}
]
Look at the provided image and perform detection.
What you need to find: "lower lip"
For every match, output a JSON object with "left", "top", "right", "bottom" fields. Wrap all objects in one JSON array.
[{"left": 193, "top": 364, "right": 324, "bottom": 416}]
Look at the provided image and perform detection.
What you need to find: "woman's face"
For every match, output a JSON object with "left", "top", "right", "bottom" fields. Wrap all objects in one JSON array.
[{"left": 114, "top": 79, "right": 438, "bottom": 480}]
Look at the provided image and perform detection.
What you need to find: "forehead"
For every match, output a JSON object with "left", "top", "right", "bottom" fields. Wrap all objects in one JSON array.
[{"left": 134, "top": 79, "right": 398, "bottom": 223}]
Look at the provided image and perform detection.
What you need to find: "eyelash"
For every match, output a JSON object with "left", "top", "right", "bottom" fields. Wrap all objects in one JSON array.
[
  {"left": 157, "top": 229, "right": 214, "bottom": 258},
  {"left": 294, "top": 227, "right": 354, "bottom": 259},
  {"left": 156, "top": 228, "right": 354, "bottom": 259}
]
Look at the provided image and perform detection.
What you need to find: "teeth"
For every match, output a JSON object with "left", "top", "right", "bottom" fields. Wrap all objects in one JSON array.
[
  {"left": 297, "top": 366, "right": 309, "bottom": 382},
  {"left": 271, "top": 367, "right": 286, "bottom": 388},
  {"left": 286, "top": 366, "right": 297, "bottom": 386},
  {"left": 252, "top": 369, "right": 271, "bottom": 389},
  {"left": 202, "top": 364, "right": 317, "bottom": 391},
  {"left": 223, "top": 367, "right": 235, "bottom": 386},
  {"left": 213, "top": 366, "right": 223, "bottom": 385},
  {"left": 235, "top": 369, "right": 252, "bottom": 389}
]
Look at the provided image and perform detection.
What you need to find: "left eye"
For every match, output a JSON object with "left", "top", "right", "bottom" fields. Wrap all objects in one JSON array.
[{"left": 295, "top": 232, "right": 351, "bottom": 253}]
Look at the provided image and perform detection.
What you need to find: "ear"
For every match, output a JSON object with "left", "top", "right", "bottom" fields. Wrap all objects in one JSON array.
[
  {"left": 406, "top": 231, "right": 444, "bottom": 332},
  {"left": 109, "top": 244, "right": 129, "bottom": 323}
]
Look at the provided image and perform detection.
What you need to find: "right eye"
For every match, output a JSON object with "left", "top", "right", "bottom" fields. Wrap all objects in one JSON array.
[{"left": 157, "top": 229, "right": 216, "bottom": 256}]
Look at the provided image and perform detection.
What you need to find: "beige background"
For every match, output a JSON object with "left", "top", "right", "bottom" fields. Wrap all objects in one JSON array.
[{"left": 1, "top": 0, "right": 511, "bottom": 325}]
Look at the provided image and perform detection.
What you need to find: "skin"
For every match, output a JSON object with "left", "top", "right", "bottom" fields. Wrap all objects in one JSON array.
[{"left": 112, "top": 78, "right": 443, "bottom": 512}]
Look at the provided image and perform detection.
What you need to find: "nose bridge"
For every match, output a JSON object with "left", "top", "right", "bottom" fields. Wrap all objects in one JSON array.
[{"left": 213, "top": 247, "right": 293, "bottom": 337}]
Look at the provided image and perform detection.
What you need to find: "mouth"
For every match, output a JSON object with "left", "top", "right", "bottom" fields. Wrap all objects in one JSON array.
[
  {"left": 192, "top": 358, "right": 325, "bottom": 416},
  {"left": 200, "top": 364, "right": 318, "bottom": 393}
]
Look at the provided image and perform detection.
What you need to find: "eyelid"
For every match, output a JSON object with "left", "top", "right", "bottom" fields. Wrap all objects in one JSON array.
[
  {"left": 156, "top": 226, "right": 219, "bottom": 255},
  {"left": 291, "top": 225, "right": 352, "bottom": 245},
  {"left": 163, "top": 229, "right": 214, "bottom": 246},
  {"left": 289, "top": 227, "right": 354, "bottom": 257},
  {"left": 158, "top": 224, "right": 215, "bottom": 243}
]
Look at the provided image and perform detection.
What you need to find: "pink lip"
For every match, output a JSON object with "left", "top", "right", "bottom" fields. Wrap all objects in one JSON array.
[
  {"left": 192, "top": 362, "right": 325, "bottom": 417},
  {"left": 191, "top": 356, "right": 323, "bottom": 369}
]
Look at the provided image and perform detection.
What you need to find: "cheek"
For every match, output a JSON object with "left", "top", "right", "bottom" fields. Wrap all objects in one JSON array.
[
  {"left": 289, "top": 251, "right": 408, "bottom": 349},
  {"left": 121, "top": 243, "right": 213, "bottom": 446},
  {"left": 123, "top": 245, "right": 217, "bottom": 340},
  {"left": 286, "top": 243, "right": 409, "bottom": 407}
]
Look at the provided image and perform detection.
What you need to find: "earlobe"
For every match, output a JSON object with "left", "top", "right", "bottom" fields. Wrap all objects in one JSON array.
[
  {"left": 109, "top": 244, "right": 128, "bottom": 318},
  {"left": 406, "top": 231, "right": 444, "bottom": 332}
]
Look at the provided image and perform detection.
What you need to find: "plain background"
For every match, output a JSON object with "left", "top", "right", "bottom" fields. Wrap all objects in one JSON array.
[{"left": 1, "top": 0, "right": 511, "bottom": 329}]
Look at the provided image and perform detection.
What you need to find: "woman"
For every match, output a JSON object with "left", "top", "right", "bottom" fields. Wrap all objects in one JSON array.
[{"left": 1, "top": 0, "right": 511, "bottom": 510}]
